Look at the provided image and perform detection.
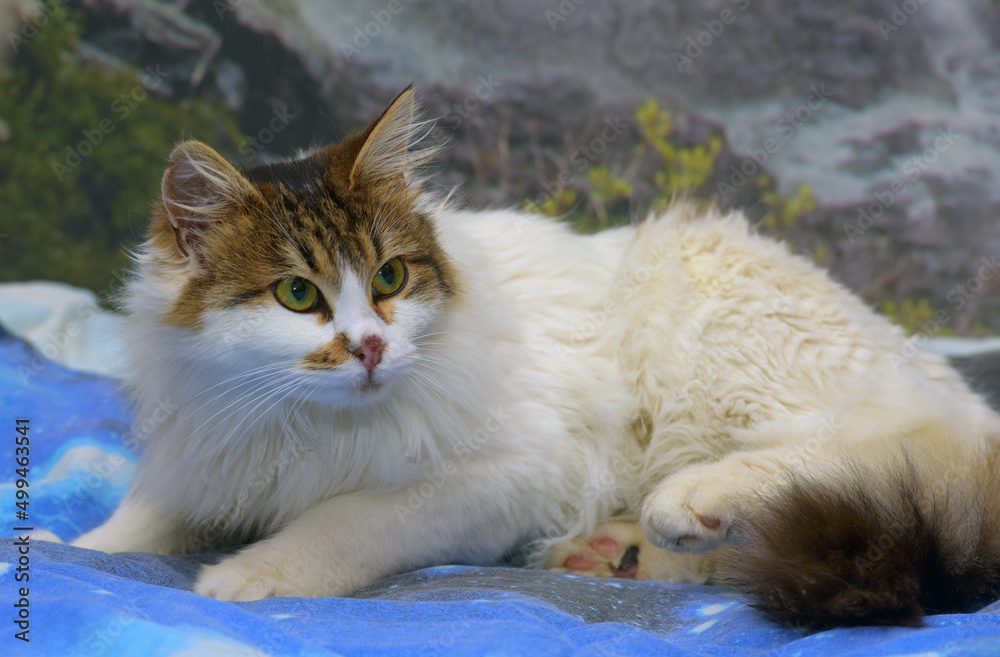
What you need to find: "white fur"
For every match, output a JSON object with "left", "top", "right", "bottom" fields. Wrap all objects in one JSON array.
[{"left": 74, "top": 201, "right": 1000, "bottom": 599}]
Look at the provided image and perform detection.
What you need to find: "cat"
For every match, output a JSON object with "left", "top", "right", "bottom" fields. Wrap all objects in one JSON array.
[{"left": 72, "top": 86, "right": 1000, "bottom": 629}]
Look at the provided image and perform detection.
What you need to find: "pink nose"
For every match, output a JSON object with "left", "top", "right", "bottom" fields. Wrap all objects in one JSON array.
[{"left": 354, "top": 335, "right": 384, "bottom": 375}]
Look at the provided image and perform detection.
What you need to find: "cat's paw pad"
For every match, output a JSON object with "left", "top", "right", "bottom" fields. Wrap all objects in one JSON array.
[
  {"left": 550, "top": 522, "right": 644, "bottom": 580},
  {"left": 641, "top": 471, "right": 738, "bottom": 553},
  {"left": 194, "top": 555, "right": 299, "bottom": 602}
]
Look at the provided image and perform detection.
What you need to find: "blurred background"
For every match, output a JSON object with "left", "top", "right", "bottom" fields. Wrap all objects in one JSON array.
[{"left": 2, "top": 0, "right": 1000, "bottom": 339}]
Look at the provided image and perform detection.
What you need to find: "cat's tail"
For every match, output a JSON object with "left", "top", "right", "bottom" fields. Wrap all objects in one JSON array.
[{"left": 717, "top": 441, "right": 1000, "bottom": 630}]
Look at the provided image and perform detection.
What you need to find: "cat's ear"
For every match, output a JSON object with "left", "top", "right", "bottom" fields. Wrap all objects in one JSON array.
[
  {"left": 349, "top": 85, "right": 424, "bottom": 190},
  {"left": 160, "top": 141, "right": 258, "bottom": 263}
]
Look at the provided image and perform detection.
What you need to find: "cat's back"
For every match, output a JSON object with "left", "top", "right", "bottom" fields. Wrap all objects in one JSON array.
[
  {"left": 433, "top": 208, "right": 635, "bottom": 332},
  {"left": 601, "top": 205, "right": 989, "bottom": 457}
]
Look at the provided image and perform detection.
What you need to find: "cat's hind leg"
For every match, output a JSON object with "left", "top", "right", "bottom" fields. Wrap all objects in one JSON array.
[{"left": 547, "top": 520, "right": 715, "bottom": 583}]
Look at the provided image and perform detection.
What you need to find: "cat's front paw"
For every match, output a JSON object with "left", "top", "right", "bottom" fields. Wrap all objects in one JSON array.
[{"left": 195, "top": 553, "right": 302, "bottom": 601}]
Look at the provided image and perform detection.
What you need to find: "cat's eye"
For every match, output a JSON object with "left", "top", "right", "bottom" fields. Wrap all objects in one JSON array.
[
  {"left": 372, "top": 258, "right": 407, "bottom": 298},
  {"left": 274, "top": 277, "right": 320, "bottom": 312}
]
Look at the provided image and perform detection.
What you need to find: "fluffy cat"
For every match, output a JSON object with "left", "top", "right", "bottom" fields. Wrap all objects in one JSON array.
[{"left": 73, "top": 87, "right": 1000, "bottom": 629}]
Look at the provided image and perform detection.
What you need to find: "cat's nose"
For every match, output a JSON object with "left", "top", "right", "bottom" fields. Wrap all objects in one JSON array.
[{"left": 353, "top": 335, "right": 384, "bottom": 375}]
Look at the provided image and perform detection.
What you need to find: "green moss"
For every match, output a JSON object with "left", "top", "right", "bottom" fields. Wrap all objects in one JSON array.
[
  {"left": 881, "top": 298, "right": 954, "bottom": 336},
  {"left": 525, "top": 97, "right": 818, "bottom": 248},
  {"left": 812, "top": 242, "right": 829, "bottom": 266},
  {"left": 525, "top": 99, "right": 724, "bottom": 229},
  {"left": 635, "top": 99, "right": 721, "bottom": 205},
  {"left": 586, "top": 165, "right": 633, "bottom": 206},
  {"left": 576, "top": 165, "right": 632, "bottom": 229},
  {"left": 757, "top": 179, "right": 815, "bottom": 231},
  {"left": 529, "top": 188, "right": 577, "bottom": 218},
  {"left": 0, "top": 7, "right": 243, "bottom": 296}
]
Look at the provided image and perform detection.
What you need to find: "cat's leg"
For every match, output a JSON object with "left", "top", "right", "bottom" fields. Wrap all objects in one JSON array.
[
  {"left": 641, "top": 401, "right": 994, "bottom": 555},
  {"left": 548, "top": 520, "right": 715, "bottom": 583},
  {"left": 71, "top": 498, "right": 190, "bottom": 555},
  {"left": 192, "top": 474, "right": 537, "bottom": 601},
  {"left": 641, "top": 448, "right": 792, "bottom": 553}
]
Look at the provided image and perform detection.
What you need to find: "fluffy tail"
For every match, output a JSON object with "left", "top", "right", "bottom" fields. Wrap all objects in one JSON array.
[{"left": 717, "top": 445, "right": 1000, "bottom": 630}]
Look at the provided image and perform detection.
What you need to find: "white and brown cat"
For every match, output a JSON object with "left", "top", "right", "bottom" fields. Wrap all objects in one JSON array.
[{"left": 73, "top": 87, "right": 1000, "bottom": 629}]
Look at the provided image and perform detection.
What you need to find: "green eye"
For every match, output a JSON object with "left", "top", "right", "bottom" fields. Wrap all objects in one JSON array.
[
  {"left": 372, "top": 258, "right": 407, "bottom": 298},
  {"left": 274, "top": 277, "right": 319, "bottom": 312}
]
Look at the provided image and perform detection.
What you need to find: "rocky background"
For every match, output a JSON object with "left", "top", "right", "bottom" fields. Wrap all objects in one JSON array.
[{"left": 3, "top": 0, "right": 1000, "bottom": 334}]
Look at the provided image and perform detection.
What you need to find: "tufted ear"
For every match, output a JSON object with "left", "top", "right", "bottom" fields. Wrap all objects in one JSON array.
[
  {"left": 349, "top": 85, "right": 425, "bottom": 190},
  {"left": 160, "top": 141, "right": 258, "bottom": 263}
]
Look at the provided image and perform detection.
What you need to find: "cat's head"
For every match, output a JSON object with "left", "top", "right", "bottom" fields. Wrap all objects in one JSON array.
[{"left": 138, "top": 87, "right": 456, "bottom": 407}]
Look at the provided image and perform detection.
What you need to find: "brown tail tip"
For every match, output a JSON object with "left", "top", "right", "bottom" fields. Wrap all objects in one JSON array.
[{"left": 717, "top": 458, "right": 1000, "bottom": 631}]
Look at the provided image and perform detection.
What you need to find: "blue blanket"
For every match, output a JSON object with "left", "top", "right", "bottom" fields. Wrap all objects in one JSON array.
[{"left": 3, "top": 325, "right": 1000, "bottom": 656}]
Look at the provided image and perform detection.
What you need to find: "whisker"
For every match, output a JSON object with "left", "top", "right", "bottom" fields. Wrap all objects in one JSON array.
[
  {"left": 413, "top": 331, "right": 452, "bottom": 340},
  {"left": 204, "top": 374, "right": 303, "bottom": 470},
  {"left": 163, "top": 373, "right": 290, "bottom": 465},
  {"left": 404, "top": 367, "right": 474, "bottom": 417},
  {"left": 183, "top": 361, "right": 299, "bottom": 406},
  {"left": 227, "top": 381, "right": 310, "bottom": 476},
  {"left": 184, "top": 370, "right": 300, "bottom": 449},
  {"left": 185, "top": 361, "right": 298, "bottom": 418}
]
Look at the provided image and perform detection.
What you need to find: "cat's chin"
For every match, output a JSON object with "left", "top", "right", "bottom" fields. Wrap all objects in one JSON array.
[
  {"left": 292, "top": 372, "right": 397, "bottom": 409},
  {"left": 354, "top": 377, "right": 389, "bottom": 400}
]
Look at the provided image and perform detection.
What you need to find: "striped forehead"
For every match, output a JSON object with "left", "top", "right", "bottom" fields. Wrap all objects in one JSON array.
[
  {"left": 289, "top": 199, "right": 379, "bottom": 274},
  {"left": 249, "top": 189, "right": 380, "bottom": 276},
  {"left": 237, "top": 153, "right": 440, "bottom": 288}
]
